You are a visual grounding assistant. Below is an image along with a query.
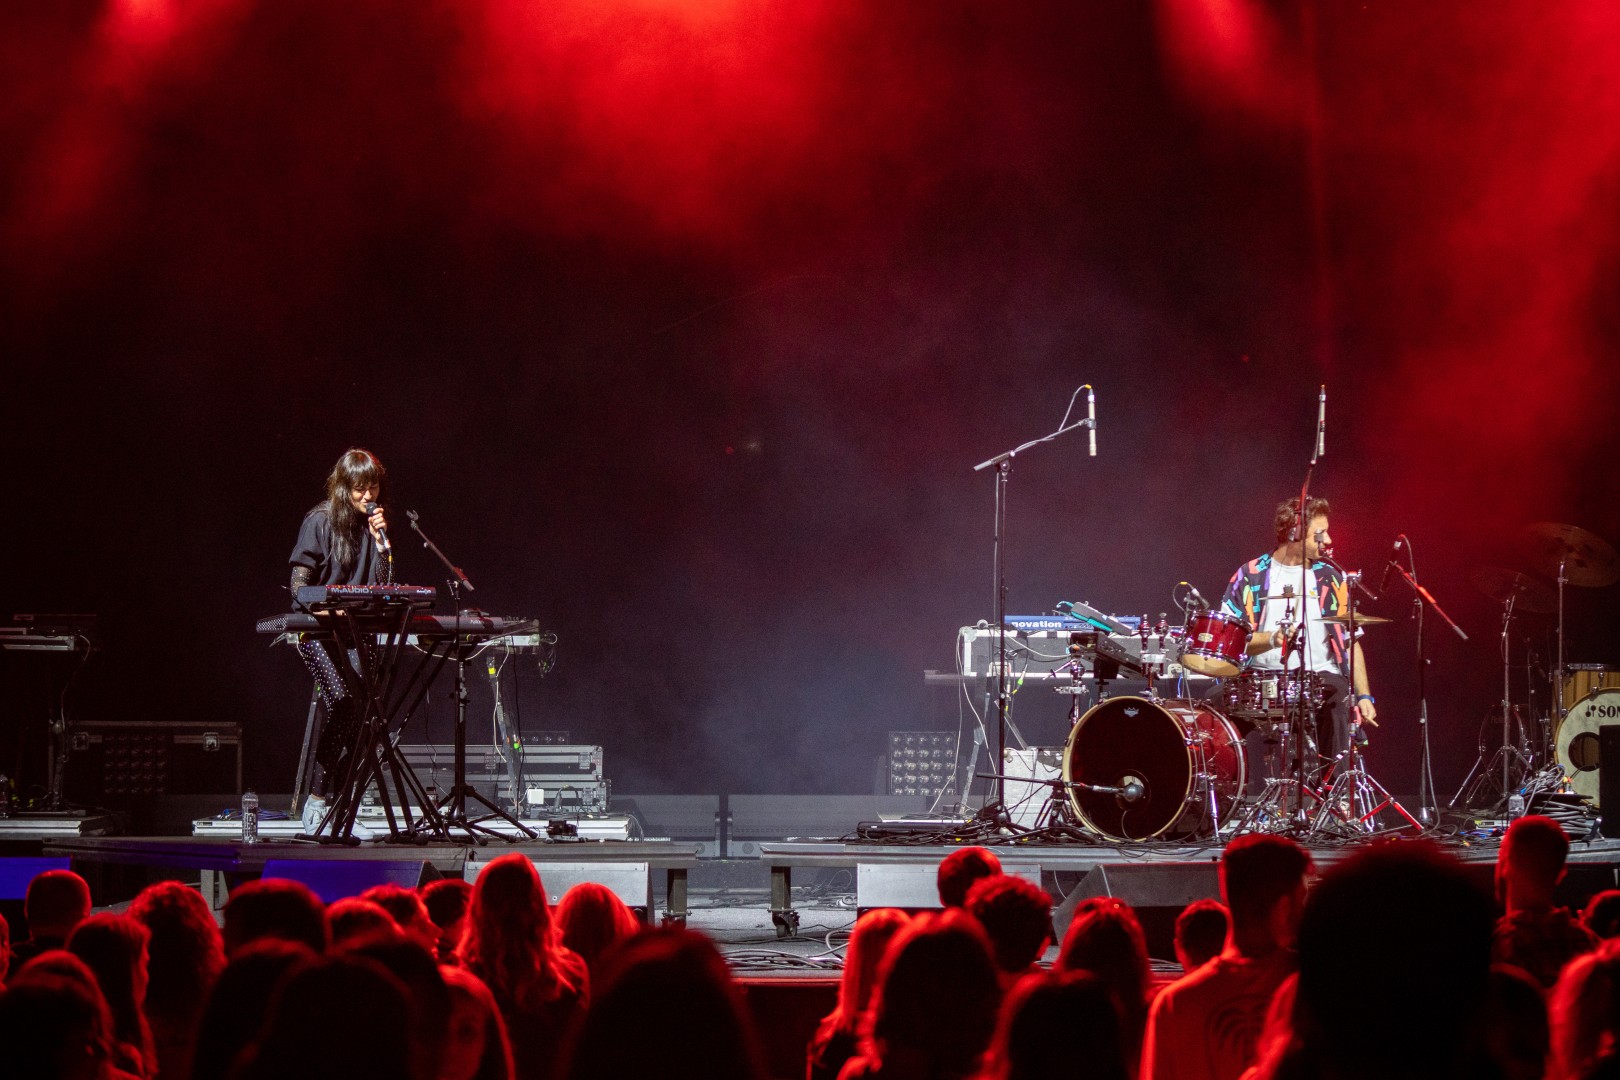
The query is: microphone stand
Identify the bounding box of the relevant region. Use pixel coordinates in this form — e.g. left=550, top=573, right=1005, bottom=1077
left=1284, top=447, right=1318, bottom=833
left=972, top=386, right=1096, bottom=817
left=1384, top=551, right=1465, bottom=826
left=406, top=512, right=536, bottom=842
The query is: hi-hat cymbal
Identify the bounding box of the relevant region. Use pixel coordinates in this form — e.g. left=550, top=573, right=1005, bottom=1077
left=1471, top=566, right=1557, bottom=613
left=1522, top=522, right=1620, bottom=587
left=1320, top=613, right=1394, bottom=626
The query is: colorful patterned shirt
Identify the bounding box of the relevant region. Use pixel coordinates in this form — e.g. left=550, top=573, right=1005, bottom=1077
left=1222, top=552, right=1350, bottom=676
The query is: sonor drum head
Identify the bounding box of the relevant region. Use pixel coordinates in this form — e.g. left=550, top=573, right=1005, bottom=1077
left=1556, top=689, right=1620, bottom=805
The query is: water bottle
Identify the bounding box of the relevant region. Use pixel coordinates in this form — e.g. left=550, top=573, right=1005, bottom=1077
left=1507, top=791, right=1526, bottom=821
left=241, top=789, right=260, bottom=844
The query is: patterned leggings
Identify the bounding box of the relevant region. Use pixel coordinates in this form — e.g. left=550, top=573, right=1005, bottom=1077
left=296, top=639, right=363, bottom=780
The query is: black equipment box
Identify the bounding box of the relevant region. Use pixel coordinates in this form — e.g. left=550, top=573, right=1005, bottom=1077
left=67, top=721, right=243, bottom=801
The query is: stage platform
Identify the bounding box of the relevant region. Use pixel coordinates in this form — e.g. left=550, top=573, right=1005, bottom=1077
left=5, top=791, right=1615, bottom=964
left=36, top=835, right=704, bottom=923
left=17, top=820, right=1620, bottom=937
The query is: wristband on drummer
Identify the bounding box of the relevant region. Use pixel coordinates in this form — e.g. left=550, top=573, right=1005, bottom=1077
left=1356, top=694, right=1375, bottom=704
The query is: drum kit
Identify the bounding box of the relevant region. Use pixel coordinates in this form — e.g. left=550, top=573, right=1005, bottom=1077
left=1453, top=522, right=1620, bottom=814
left=1031, top=581, right=1408, bottom=845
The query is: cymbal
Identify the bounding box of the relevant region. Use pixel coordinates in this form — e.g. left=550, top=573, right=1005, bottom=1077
left=1320, top=613, right=1394, bottom=626
left=1522, top=522, right=1620, bottom=587
left=1471, top=566, right=1557, bottom=613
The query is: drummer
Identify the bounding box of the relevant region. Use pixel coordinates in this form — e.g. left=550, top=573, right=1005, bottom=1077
left=1222, top=495, right=1378, bottom=771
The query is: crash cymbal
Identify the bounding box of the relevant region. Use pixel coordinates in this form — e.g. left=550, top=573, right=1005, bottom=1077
left=1522, top=523, right=1620, bottom=587
left=1320, top=613, right=1394, bottom=626
left=1471, top=566, right=1557, bottom=613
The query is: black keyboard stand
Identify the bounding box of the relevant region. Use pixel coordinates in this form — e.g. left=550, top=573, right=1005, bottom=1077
left=302, top=597, right=452, bottom=844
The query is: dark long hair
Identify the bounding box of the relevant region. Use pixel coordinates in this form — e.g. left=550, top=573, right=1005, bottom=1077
left=458, top=853, right=578, bottom=1011
left=316, top=448, right=385, bottom=575
left=67, top=913, right=157, bottom=1078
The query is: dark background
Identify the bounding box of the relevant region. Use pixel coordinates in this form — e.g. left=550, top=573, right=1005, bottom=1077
left=3, top=0, right=1617, bottom=804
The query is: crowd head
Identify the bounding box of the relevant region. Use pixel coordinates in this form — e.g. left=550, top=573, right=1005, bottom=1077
left=6, top=819, right=1620, bottom=1080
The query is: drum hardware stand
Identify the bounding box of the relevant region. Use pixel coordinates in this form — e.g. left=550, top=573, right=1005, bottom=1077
left=406, top=511, right=536, bottom=843
left=1138, top=613, right=1172, bottom=700
left=1450, top=589, right=1533, bottom=814
left=1276, top=389, right=1328, bottom=834
left=1277, top=584, right=1315, bottom=834
left=1525, top=638, right=1551, bottom=766
left=1309, top=548, right=1420, bottom=836
left=1236, top=767, right=1324, bottom=835
left=973, top=383, right=1096, bottom=811
left=1307, top=725, right=1423, bottom=836
left=1555, top=551, right=1568, bottom=728
left=975, top=769, right=1089, bottom=838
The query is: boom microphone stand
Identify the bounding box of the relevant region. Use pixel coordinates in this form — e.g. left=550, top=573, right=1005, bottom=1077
left=973, top=385, right=1097, bottom=813
left=407, top=511, right=536, bottom=841
left=1381, top=549, right=1468, bottom=820
left=1281, top=386, right=1326, bottom=832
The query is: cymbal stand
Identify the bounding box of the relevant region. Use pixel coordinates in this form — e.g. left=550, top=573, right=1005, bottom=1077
left=1449, top=593, right=1532, bottom=813
left=407, top=512, right=535, bottom=842
left=1310, top=718, right=1423, bottom=835
left=1555, top=553, right=1569, bottom=727
left=1307, top=581, right=1420, bottom=836
left=1525, top=636, right=1552, bottom=765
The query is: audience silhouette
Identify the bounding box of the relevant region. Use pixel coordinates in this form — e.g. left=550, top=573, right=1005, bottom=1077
left=9, top=823, right=1620, bottom=1080
left=964, top=874, right=1053, bottom=990
left=936, top=848, right=1003, bottom=909
left=10, top=869, right=93, bottom=974
left=553, top=882, right=642, bottom=985
left=562, top=927, right=765, bottom=1080
left=1495, top=815, right=1600, bottom=988
left=459, top=854, right=589, bottom=1080
left=1055, top=897, right=1153, bottom=1071
left=190, top=938, right=317, bottom=1080
left=839, top=908, right=1002, bottom=1080
left=1143, top=834, right=1309, bottom=1080
left=806, top=908, right=911, bottom=1080
left=128, top=880, right=225, bottom=1080
left=974, top=969, right=1128, bottom=1080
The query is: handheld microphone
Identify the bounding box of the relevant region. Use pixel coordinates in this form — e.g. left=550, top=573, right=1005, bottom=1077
left=1087, top=386, right=1096, bottom=457
left=1316, top=385, right=1326, bottom=458
left=364, top=501, right=390, bottom=552
left=1378, top=536, right=1404, bottom=594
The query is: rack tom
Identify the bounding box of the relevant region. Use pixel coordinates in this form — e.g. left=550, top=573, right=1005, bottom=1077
left=1179, top=609, right=1250, bottom=678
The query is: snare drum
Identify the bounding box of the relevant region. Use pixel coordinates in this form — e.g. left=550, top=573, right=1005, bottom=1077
left=1220, top=671, right=1327, bottom=723
left=1062, top=696, right=1246, bottom=842
left=1179, top=610, right=1251, bottom=678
